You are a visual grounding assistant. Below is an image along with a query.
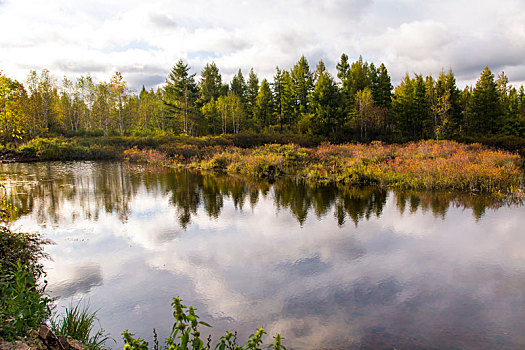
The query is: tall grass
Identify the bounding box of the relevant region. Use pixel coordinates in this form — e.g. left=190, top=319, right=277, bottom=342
left=50, top=301, right=113, bottom=350
left=124, top=140, right=523, bottom=195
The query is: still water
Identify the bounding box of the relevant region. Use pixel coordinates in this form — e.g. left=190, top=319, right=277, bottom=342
left=2, top=161, right=525, bottom=349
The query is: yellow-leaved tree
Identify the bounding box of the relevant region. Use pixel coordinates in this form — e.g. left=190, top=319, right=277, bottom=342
left=0, top=72, right=27, bottom=144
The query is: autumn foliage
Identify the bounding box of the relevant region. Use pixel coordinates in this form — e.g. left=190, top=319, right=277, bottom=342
left=123, top=140, right=523, bottom=195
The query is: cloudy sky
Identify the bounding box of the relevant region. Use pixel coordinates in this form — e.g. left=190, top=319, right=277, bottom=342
left=1, top=0, right=525, bottom=90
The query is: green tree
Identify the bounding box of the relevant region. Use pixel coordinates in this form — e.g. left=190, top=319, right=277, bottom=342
left=255, top=79, right=273, bottom=131
left=470, top=66, right=503, bottom=135
left=349, top=56, right=372, bottom=98
left=272, top=66, right=284, bottom=130
left=372, top=63, right=392, bottom=109
left=137, top=86, right=155, bottom=132
left=230, top=69, right=247, bottom=102
left=291, top=55, right=314, bottom=120
left=336, top=53, right=352, bottom=118
left=313, top=60, right=327, bottom=83
left=281, top=70, right=295, bottom=130
left=164, top=59, right=199, bottom=135
left=426, top=75, right=450, bottom=140
left=199, top=62, right=222, bottom=105
left=391, top=74, right=415, bottom=140
left=246, top=68, right=259, bottom=123
left=336, top=53, right=351, bottom=92
left=202, top=98, right=219, bottom=135
left=309, top=69, right=343, bottom=136
left=413, top=74, right=430, bottom=139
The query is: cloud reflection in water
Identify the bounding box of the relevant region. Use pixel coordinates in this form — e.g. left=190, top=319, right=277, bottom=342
left=1, top=161, right=524, bottom=349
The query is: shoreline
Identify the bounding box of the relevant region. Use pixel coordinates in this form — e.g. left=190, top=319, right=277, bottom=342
left=2, top=137, right=524, bottom=196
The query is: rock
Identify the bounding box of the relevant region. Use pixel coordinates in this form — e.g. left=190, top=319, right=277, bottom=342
left=0, top=326, right=86, bottom=350
left=65, top=338, right=85, bottom=350
left=0, top=340, right=32, bottom=350
left=38, top=326, right=55, bottom=343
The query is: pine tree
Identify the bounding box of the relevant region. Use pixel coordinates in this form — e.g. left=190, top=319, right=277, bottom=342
left=349, top=56, right=372, bottom=97
left=413, top=74, right=429, bottom=139
left=246, top=68, right=259, bottom=122
left=310, top=70, right=343, bottom=136
left=471, top=66, right=503, bottom=135
left=291, top=55, right=314, bottom=119
left=372, top=63, right=392, bottom=109
left=336, top=53, right=351, bottom=90
left=199, top=62, right=223, bottom=105
left=336, top=53, right=352, bottom=118
left=272, top=68, right=295, bottom=131
left=230, top=69, right=247, bottom=102
left=313, top=60, right=327, bottom=83
left=272, top=67, right=284, bottom=130
left=281, top=71, right=295, bottom=130
left=164, top=59, right=199, bottom=135
left=391, top=74, right=415, bottom=140
left=255, top=79, right=273, bottom=131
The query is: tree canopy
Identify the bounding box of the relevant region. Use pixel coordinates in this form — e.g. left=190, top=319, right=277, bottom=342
left=0, top=55, right=524, bottom=144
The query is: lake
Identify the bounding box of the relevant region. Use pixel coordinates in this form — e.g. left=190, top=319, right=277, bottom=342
left=2, top=161, right=525, bottom=349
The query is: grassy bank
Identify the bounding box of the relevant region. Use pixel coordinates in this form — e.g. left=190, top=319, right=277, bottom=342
left=4, top=135, right=524, bottom=195
left=123, top=140, right=523, bottom=195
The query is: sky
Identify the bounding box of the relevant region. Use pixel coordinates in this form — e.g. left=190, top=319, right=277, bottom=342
left=1, top=0, right=525, bottom=91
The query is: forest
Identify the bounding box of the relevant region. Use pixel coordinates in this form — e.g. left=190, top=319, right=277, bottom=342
left=1, top=54, right=524, bottom=145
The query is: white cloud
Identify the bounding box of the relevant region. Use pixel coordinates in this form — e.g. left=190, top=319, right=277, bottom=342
left=0, top=0, right=524, bottom=93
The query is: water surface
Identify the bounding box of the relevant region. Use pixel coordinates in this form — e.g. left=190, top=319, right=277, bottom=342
left=2, top=161, right=525, bottom=349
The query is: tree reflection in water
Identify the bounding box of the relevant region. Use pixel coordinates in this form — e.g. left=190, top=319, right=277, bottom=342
left=1, top=161, right=524, bottom=349
left=1, top=161, right=518, bottom=229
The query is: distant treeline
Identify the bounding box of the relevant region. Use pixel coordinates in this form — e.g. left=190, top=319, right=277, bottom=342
left=0, top=54, right=524, bottom=144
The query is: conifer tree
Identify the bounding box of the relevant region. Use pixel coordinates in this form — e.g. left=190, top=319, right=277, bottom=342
left=310, top=70, right=342, bottom=136
left=471, top=66, right=503, bottom=135
left=199, top=62, right=223, bottom=105
left=336, top=53, right=352, bottom=118
left=291, top=55, right=314, bottom=119
left=255, top=79, right=273, bottom=131
left=246, top=68, right=259, bottom=122
left=372, top=63, right=392, bottom=109
left=164, top=59, right=199, bottom=135
left=230, top=69, right=247, bottom=102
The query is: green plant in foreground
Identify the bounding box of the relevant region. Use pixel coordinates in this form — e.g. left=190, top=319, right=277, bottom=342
left=123, top=297, right=286, bottom=350
left=1, top=184, right=51, bottom=341
left=0, top=261, right=51, bottom=341
left=50, top=301, right=113, bottom=350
